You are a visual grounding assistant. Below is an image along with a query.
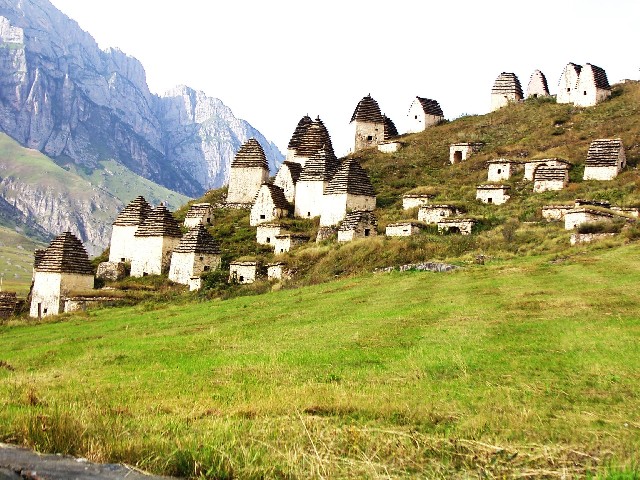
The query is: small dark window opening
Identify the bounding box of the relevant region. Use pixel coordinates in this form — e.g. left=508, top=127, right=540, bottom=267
left=364, top=228, right=370, bottom=237
left=497, top=168, right=502, bottom=174
left=260, top=214, right=265, bottom=219
left=307, top=212, right=311, bottom=217
left=454, top=151, right=463, bottom=163
left=414, top=115, right=418, bottom=120
left=121, top=258, right=125, bottom=262
left=567, top=88, right=571, bottom=92
left=487, top=198, right=493, bottom=204
left=367, top=135, right=373, bottom=141
left=266, top=237, right=271, bottom=243
left=533, top=94, right=538, bottom=98
left=583, top=91, right=587, bottom=95
left=43, top=308, right=48, bottom=314
left=206, top=217, right=211, bottom=224
left=239, top=275, right=244, bottom=282
left=143, top=272, right=148, bottom=277
left=199, top=256, right=204, bottom=261
left=449, top=226, right=461, bottom=234
left=280, top=249, right=285, bottom=253
left=203, top=265, right=210, bottom=271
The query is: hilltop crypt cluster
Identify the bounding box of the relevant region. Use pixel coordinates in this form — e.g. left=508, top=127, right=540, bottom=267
left=21, top=61, right=637, bottom=319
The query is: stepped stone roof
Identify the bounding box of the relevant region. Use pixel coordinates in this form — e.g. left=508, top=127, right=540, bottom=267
left=565, top=62, right=582, bottom=77
left=383, top=115, right=398, bottom=139
left=231, top=138, right=269, bottom=169
left=298, top=144, right=340, bottom=182
left=527, top=70, right=550, bottom=96
left=477, top=184, right=511, bottom=190
left=287, top=115, right=313, bottom=149
left=326, top=159, right=375, bottom=196
left=295, top=117, right=335, bottom=157
left=338, top=210, right=378, bottom=231
left=534, top=165, right=568, bottom=181
left=36, top=232, right=93, bottom=275
left=586, top=139, right=624, bottom=167
left=350, top=94, right=384, bottom=123
left=280, top=161, right=303, bottom=183
left=257, top=183, right=291, bottom=210
left=113, top=196, right=152, bottom=227
left=173, top=224, right=220, bottom=254
left=135, top=204, right=182, bottom=238
left=526, top=158, right=571, bottom=165
left=33, top=249, right=46, bottom=269
left=575, top=199, right=611, bottom=208
left=415, top=97, right=444, bottom=116
left=185, top=203, right=212, bottom=219
left=584, top=63, right=610, bottom=89
left=491, top=72, right=524, bottom=97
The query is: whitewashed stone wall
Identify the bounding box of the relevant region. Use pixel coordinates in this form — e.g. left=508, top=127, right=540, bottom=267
left=30, top=272, right=94, bottom=318
left=542, top=205, right=573, bottom=221
left=575, top=69, right=611, bottom=107
left=406, top=100, right=442, bottom=133
left=169, top=251, right=221, bottom=286
left=250, top=186, right=289, bottom=226
left=184, top=205, right=214, bottom=228
left=229, top=263, right=259, bottom=284
left=338, top=224, right=376, bottom=243
left=354, top=121, right=384, bottom=151
left=437, top=219, right=475, bottom=235
left=267, top=263, right=285, bottom=280
left=533, top=170, right=569, bottom=193
left=108, top=225, right=138, bottom=263
left=386, top=223, right=422, bottom=237
left=491, top=92, right=520, bottom=112
left=274, top=235, right=308, bottom=254
left=487, top=162, right=516, bottom=182
left=227, top=167, right=270, bottom=204
left=294, top=181, right=326, bottom=218
left=320, top=194, right=376, bottom=227
left=256, top=224, right=283, bottom=245
left=476, top=187, right=510, bottom=205
left=274, top=166, right=297, bottom=203
left=403, top=195, right=433, bottom=210
left=378, top=142, right=401, bottom=153
left=584, top=160, right=624, bottom=181
left=130, top=236, right=181, bottom=277
left=557, top=65, right=581, bottom=104
left=570, top=232, right=616, bottom=245
left=524, top=159, right=568, bottom=181
left=564, top=209, right=612, bottom=230
left=418, top=205, right=458, bottom=224
left=449, top=144, right=481, bottom=164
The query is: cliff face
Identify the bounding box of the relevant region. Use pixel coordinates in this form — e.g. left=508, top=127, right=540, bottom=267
left=0, top=0, right=283, bottom=198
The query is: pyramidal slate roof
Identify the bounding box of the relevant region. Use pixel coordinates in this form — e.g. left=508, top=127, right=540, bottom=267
left=231, top=138, right=269, bottom=169
left=287, top=115, right=313, bottom=150
left=586, top=139, right=624, bottom=167
left=257, top=183, right=291, bottom=210
left=280, top=161, right=303, bottom=183
left=295, top=117, right=335, bottom=158
left=135, top=204, right=182, bottom=238
left=350, top=94, right=384, bottom=123
left=36, top=232, right=93, bottom=275
left=174, top=224, right=220, bottom=254
left=415, top=97, right=444, bottom=116
left=534, top=165, right=568, bottom=181
left=326, top=159, right=375, bottom=196
left=338, top=210, right=378, bottom=231
left=383, top=115, right=398, bottom=139
left=185, top=203, right=212, bottom=219
left=113, top=196, right=152, bottom=226
left=492, top=72, right=524, bottom=97
left=584, top=63, right=610, bottom=89
left=298, top=144, right=340, bottom=182
left=527, top=70, right=549, bottom=96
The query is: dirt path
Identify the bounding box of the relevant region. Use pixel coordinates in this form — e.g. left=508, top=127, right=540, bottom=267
left=0, top=443, right=177, bottom=479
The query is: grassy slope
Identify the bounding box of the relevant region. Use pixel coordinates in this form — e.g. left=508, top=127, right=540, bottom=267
left=0, top=225, right=44, bottom=293
left=1, top=243, right=639, bottom=478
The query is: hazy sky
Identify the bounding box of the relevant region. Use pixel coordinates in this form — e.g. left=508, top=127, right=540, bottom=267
left=49, top=0, right=640, bottom=157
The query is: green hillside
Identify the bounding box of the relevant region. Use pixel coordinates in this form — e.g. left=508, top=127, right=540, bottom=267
left=0, top=225, right=44, bottom=293
left=1, top=244, right=639, bottom=478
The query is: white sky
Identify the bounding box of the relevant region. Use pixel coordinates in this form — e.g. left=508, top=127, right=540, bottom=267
left=49, top=0, right=640, bottom=157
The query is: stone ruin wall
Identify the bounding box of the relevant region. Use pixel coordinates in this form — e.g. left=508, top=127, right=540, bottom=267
left=229, top=264, right=259, bottom=284
left=169, top=252, right=221, bottom=286
left=542, top=206, right=573, bottom=221
left=354, top=121, right=384, bottom=151
left=437, top=220, right=475, bottom=235
left=476, top=188, right=510, bottom=205
left=564, top=210, right=612, bottom=230
left=386, top=223, right=421, bottom=237
left=256, top=225, right=283, bottom=245
left=402, top=196, right=432, bottom=210
left=418, top=206, right=458, bottom=224
left=130, top=236, right=181, bottom=277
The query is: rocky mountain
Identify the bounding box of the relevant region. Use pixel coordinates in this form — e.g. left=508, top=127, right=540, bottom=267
left=0, top=0, right=283, bottom=198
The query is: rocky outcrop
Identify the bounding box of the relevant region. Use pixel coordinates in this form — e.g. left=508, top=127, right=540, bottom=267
left=0, top=0, right=283, bottom=197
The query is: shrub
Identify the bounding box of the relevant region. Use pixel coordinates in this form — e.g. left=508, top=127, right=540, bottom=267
left=577, top=221, right=622, bottom=234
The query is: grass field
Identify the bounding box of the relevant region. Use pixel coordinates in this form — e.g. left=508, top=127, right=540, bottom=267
left=1, top=243, right=640, bottom=478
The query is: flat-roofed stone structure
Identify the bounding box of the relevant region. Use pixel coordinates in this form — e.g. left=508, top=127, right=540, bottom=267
left=542, top=205, right=574, bottom=221
left=350, top=95, right=397, bottom=152
left=30, top=232, right=94, bottom=318
left=250, top=183, right=291, bottom=226
left=256, top=223, right=283, bottom=245
left=527, top=69, right=550, bottom=98
left=557, top=62, right=582, bottom=104
left=450, top=142, right=483, bottom=164
left=407, top=97, right=444, bottom=133
left=575, top=63, right=611, bottom=107
left=337, top=210, right=378, bottom=242
left=130, top=204, right=182, bottom=277
left=274, top=161, right=302, bottom=203
left=226, top=138, right=270, bottom=205
left=403, top=193, right=434, bottom=210
left=524, top=158, right=571, bottom=181
left=184, top=203, right=214, bottom=228
left=570, top=232, right=616, bottom=246
left=533, top=164, right=569, bottom=192
left=267, top=262, right=287, bottom=281
left=229, top=261, right=262, bottom=284
left=476, top=185, right=511, bottom=205
left=320, top=159, right=376, bottom=227
left=168, top=224, right=221, bottom=288
left=385, top=222, right=423, bottom=237
left=274, top=233, right=310, bottom=254
left=437, top=218, right=476, bottom=235
left=584, top=138, right=626, bottom=180
left=564, top=208, right=614, bottom=230
left=378, top=141, right=401, bottom=153
left=286, top=115, right=313, bottom=163
left=418, top=204, right=463, bottom=224
left=611, top=206, right=640, bottom=218
left=108, top=196, right=152, bottom=263
left=491, top=72, right=523, bottom=112
left=294, top=144, right=339, bottom=219
left=487, top=159, right=521, bottom=182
